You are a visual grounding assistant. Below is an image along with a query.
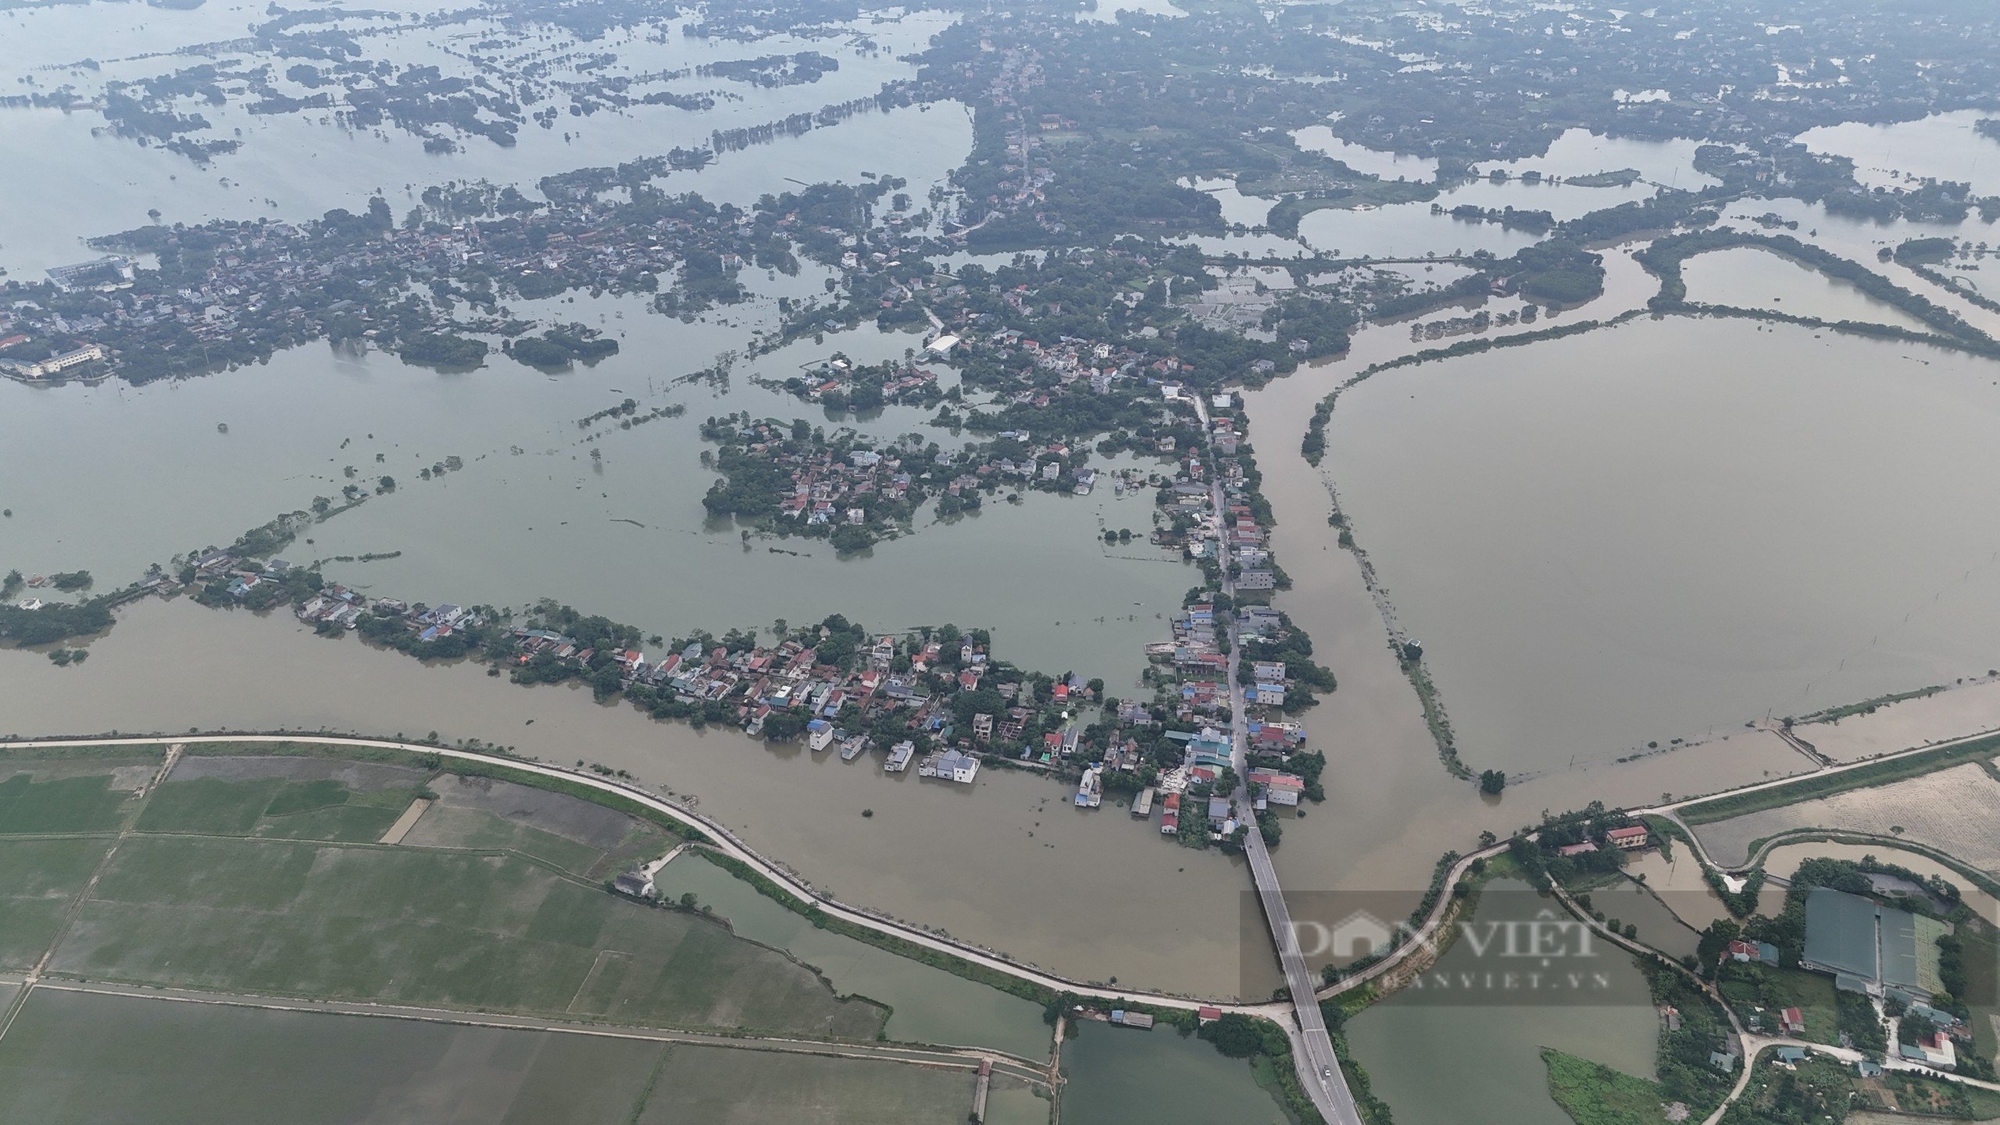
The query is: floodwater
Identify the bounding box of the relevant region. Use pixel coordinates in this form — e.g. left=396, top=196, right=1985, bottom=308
left=0, top=290, right=1186, bottom=691
left=650, top=852, right=1053, bottom=1058
left=1591, top=877, right=1700, bottom=961
left=1475, top=129, right=1720, bottom=191
left=1344, top=880, right=1660, bottom=1125
left=1798, top=110, right=2000, bottom=201
left=1710, top=196, right=2000, bottom=341
left=0, top=597, right=1259, bottom=997
left=1292, top=125, right=1441, bottom=182
left=1679, top=246, right=1938, bottom=332
left=1624, top=849, right=1734, bottom=935
left=1322, top=316, right=2000, bottom=772
left=0, top=0, right=963, bottom=275
left=1286, top=126, right=1710, bottom=260
left=1755, top=840, right=2000, bottom=925
left=1057, top=1019, right=1288, bottom=1125
left=1236, top=280, right=1811, bottom=926
left=1792, top=675, right=2000, bottom=762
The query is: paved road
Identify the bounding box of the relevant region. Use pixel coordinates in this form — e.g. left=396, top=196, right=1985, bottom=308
left=0, top=734, right=1288, bottom=1019
left=1193, top=390, right=1363, bottom=1125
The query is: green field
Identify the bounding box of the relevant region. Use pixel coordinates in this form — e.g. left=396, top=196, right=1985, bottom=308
left=51, top=835, right=883, bottom=1038
left=0, top=772, right=134, bottom=834
left=635, top=1043, right=975, bottom=1124
left=0, top=988, right=668, bottom=1125
left=138, top=775, right=417, bottom=843
left=0, top=742, right=1061, bottom=1121
left=0, top=988, right=981, bottom=1125
left=0, top=837, right=112, bottom=969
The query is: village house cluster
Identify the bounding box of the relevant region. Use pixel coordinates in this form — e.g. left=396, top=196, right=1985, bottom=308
left=0, top=169, right=914, bottom=384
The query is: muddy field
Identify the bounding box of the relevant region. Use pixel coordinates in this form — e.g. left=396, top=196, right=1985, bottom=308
left=1693, top=762, right=2000, bottom=869
left=169, top=753, right=430, bottom=792
left=420, top=774, right=640, bottom=851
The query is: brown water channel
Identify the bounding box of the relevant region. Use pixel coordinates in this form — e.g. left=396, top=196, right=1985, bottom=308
left=0, top=597, right=1259, bottom=996
left=1318, top=315, right=2000, bottom=773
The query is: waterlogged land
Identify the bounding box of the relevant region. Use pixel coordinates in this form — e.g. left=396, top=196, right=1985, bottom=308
left=16, top=2, right=2000, bottom=1122
left=0, top=601, right=1264, bottom=996
left=1058, top=1019, right=1291, bottom=1125
left=1321, top=315, right=2000, bottom=774
left=0, top=738, right=1353, bottom=1124
left=1344, top=880, right=1661, bottom=1125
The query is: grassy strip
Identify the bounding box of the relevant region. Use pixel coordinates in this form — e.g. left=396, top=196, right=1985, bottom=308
left=1680, top=301, right=1988, bottom=353
left=1541, top=1048, right=1672, bottom=1125
left=180, top=740, right=704, bottom=844
left=697, top=848, right=1059, bottom=1008
left=187, top=738, right=434, bottom=765
left=1301, top=312, right=1638, bottom=465
left=1678, top=731, right=2000, bottom=825
left=1737, top=828, right=2000, bottom=903
left=438, top=758, right=700, bottom=843
left=1400, top=653, right=1467, bottom=779
left=1911, top=262, right=2000, bottom=316
left=624, top=1045, right=674, bottom=1125
left=1636, top=229, right=1998, bottom=348
left=0, top=743, right=165, bottom=763
left=1251, top=1047, right=1328, bottom=1125
left=1794, top=683, right=1945, bottom=725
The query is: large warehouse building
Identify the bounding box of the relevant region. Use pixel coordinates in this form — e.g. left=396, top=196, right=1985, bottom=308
left=1799, top=886, right=1946, bottom=998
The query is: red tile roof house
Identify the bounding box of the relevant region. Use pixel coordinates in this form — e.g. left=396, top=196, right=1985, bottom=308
left=1606, top=825, right=1651, bottom=850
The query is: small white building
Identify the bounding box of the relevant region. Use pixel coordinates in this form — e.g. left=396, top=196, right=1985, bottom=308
left=919, top=749, right=980, bottom=784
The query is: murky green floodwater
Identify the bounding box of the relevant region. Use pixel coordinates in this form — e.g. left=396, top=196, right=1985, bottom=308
left=1058, top=1019, right=1287, bottom=1125
left=652, top=852, right=1052, bottom=1058
left=1345, top=879, right=1659, bottom=1125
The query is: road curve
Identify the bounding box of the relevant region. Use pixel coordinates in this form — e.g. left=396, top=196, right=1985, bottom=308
left=0, top=733, right=1289, bottom=1020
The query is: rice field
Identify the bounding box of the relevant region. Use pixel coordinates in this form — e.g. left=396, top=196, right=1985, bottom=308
left=0, top=988, right=986, bottom=1125
left=635, top=1044, right=978, bottom=1124
left=0, top=837, right=113, bottom=969
left=0, top=742, right=1058, bottom=1122
left=0, top=988, right=663, bottom=1125
left=1692, top=762, right=2000, bottom=869
left=51, top=835, right=885, bottom=1038
left=0, top=770, right=139, bottom=834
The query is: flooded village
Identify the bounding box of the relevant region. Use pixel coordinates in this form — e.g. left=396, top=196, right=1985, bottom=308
left=147, top=378, right=1327, bottom=848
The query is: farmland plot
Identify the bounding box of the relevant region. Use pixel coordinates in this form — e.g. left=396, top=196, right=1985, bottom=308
left=1693, top=763, right=2000, bottom=869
